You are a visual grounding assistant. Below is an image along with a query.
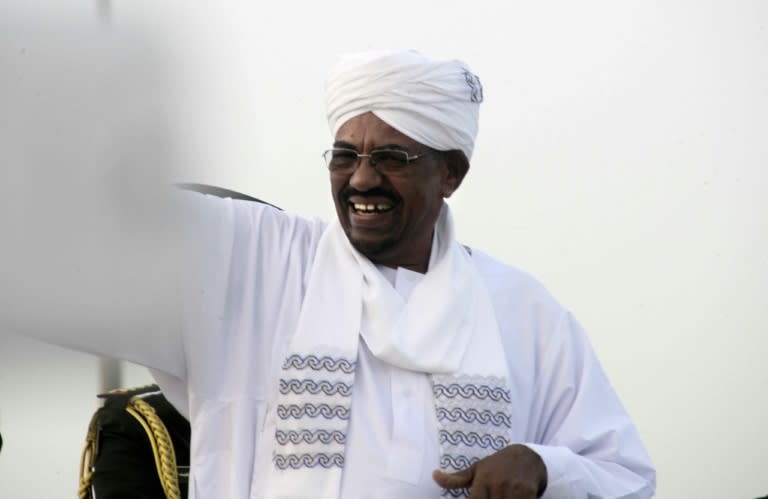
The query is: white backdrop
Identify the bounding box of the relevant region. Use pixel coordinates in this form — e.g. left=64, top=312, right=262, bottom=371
left=1, top=1, right=766, bottom=498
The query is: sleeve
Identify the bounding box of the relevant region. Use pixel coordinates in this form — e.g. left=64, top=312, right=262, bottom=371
left=0, top=187, right=321, bottom=385
left=522, top=311, right=656, bottom=499
left=175, top=190, right=325, bottom=399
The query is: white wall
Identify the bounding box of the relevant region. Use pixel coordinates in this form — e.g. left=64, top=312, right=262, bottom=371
left=1, top=1, right=766, bottom=498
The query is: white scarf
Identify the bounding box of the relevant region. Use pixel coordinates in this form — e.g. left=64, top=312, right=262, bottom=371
left=264, top=205, right=512, bottom=498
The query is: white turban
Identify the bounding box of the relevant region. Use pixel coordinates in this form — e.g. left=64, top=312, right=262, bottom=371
left=325, top=49, right=483, bottom=160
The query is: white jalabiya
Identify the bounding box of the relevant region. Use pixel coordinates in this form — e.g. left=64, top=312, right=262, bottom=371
left=29, top=191, right=656, bottom=498
left=264, top=205, right=511, bottom=498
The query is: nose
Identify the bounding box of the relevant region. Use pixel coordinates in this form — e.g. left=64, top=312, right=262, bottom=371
left=348, top=156, right=383, bottom=191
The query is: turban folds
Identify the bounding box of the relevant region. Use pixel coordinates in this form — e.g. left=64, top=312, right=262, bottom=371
left=325, top=50, right=483, bottom=161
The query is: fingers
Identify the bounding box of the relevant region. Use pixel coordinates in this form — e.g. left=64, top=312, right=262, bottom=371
left=432, top=465, right=474, bottom=489
left=434, top=447, right=544, bottom=498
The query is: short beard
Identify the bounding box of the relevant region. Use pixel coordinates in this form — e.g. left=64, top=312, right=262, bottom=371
left=344, top=230, right=399, bottom=262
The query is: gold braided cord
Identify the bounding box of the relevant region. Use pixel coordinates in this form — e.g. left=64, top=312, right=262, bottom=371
left=126, top=397, right=182, bottom=499
left=78, top=408, right=102, bottom=499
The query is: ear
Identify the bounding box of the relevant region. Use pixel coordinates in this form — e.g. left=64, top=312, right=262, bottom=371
left=441, top=150, right=470, bottom=198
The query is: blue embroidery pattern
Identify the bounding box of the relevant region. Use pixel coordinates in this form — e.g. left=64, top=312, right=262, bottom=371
left=274, top=353, right=356, bottom=470
left=463, top=69, right=484, bottom=103
left=275, top=429, right=346, bottom=445
left=444, top=488, right=471, bottom=498
left=436, top=407, right=511, bottom=427
left=282, top=354, right=355, bottom=374
left=432, top=383, right=511, bottom=402
left=440, top=453, right=480, bottom=470
left=432, top=375, right=513, bottom=498
left=276, top=403, right=350, bottom=420
left=273, top=453, right=345, bottom=469
left=279, top=378, right=352, bottom=397
left=439, top=430, right=508, bottom=450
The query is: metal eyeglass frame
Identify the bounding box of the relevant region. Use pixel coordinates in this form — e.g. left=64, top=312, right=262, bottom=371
left=322, top=147, right=428, bottom=172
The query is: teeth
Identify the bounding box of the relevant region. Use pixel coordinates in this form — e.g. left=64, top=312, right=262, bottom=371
left=352, top=202, right=392, bottom=213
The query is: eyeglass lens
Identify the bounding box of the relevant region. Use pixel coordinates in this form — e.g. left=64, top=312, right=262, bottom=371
left=325, top=149, right=410, bottom=172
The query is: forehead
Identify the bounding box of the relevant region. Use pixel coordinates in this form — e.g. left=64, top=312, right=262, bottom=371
left=335, top=112, right=424, bottom=150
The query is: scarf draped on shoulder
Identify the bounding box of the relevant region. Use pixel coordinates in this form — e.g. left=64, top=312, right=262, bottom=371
left=264, top=204, right=512, bottom=499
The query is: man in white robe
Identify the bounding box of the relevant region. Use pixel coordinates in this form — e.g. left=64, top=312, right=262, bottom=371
left=167, top=50, right=656, bottom=498
left=5, top=49, right=656, bottom=498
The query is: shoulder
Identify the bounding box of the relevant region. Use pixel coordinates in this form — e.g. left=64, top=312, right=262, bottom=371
left=467, top=247, right=582, bottom=360
left=469, top=247, right=565, bottom=318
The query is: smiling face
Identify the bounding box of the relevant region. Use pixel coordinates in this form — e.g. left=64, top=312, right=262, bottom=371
left=330, top=112, right=466, bottom=272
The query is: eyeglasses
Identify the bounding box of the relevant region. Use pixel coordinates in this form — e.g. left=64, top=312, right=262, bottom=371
left=322, top=147, right=429, bottom=174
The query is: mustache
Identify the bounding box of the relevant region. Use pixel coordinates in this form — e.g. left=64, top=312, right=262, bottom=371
left=340, top=187, right=400, bottom=204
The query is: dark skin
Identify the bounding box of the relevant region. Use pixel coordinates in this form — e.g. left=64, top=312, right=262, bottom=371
left=330, top=113, right=549, bottom=497
left=433, top=445, right=548, bottom=498
left=331, top=113, right=467, bottom=273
